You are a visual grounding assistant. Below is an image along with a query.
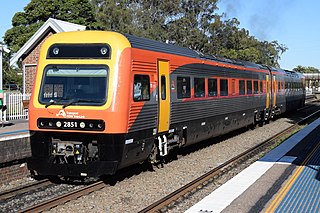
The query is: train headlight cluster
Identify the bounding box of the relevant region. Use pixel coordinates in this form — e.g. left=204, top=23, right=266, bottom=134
left=37, top=118, right=105, bottom=131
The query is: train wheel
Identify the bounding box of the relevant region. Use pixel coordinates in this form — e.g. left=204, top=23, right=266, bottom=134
left=249, top=122, right=256, bottom=130
left=148, top=144, right=158, bottom=164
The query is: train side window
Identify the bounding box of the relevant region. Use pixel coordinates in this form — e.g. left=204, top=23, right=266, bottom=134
left=208, top=78, right=217, bottom=97
left=246, top=80, right=252, bottom=94
left=239, top=80, right=245, bottom=95
left=194, top=78, right=205, bottom=98
left=161, top=75, right=166, bottom=100
left=260, top=81, right=263, bottom=94
left=177, top=76, right=191, bottom=99
left=133, top=74, right=150, bottom=101
left=220, top=79, right=228, bottom=96
left=254, top=81, right=259, bottom=94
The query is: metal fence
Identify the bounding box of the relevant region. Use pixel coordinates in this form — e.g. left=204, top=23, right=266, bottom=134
left=0, top=92, right=31, bottom=121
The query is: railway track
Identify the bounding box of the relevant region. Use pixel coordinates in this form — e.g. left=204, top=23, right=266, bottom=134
left=19, top=181, right=106, bottom=213
left=0, top=179, right=52, bottom=201
left=10, top=103, right=320, bottom=212
left=138, top=108, right=320, bottom=212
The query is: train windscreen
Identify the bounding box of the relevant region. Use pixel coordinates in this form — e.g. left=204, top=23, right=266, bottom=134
left=39, top=65, right=108, bottom=107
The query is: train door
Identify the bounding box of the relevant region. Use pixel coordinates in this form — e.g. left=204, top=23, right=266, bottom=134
left=272, top=76, right=277, bottom=107
left=266, top=74, right=271, bottom=109
left=157, top=60, right=170, bottom=133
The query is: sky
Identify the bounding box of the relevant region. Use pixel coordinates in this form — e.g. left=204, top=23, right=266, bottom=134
left=0, top=0, right=320, bottom=70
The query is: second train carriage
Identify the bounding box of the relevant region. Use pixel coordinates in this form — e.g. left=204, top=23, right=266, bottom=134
left=27, top=31, right=305, bottom=177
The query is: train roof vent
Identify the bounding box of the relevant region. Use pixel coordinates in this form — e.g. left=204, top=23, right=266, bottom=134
left=123, top=34, right=199, bottom=58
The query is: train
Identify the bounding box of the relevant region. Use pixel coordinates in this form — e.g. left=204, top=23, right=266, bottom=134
left=27, top=31, right=305, bottom=178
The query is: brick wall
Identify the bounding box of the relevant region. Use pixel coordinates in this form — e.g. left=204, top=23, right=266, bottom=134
left=22, top=31, right=54, bottom=94
left=0, top=164, right=30, bottom=185
left=0, top=137, right=31, bottom=185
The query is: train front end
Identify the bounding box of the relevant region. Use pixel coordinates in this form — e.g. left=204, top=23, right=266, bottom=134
left=27, top=31, right=132, bottom=178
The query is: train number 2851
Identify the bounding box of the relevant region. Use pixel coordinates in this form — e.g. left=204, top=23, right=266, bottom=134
left=63, top=121, right=78, bottom=128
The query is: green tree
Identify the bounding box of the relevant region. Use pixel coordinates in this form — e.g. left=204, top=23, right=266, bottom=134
left=93, top=0, right=137, bottom=34
left=4, top=0, right=99, bottom=52
left=0, top=43, right=22, bottom=87
left=293, top=65, right=319, bottom=73
left=166, top=0, right=219, bottom=52
left=206, top=17, right=287, bottom=67
left=93, top=0, right=219, bottom=52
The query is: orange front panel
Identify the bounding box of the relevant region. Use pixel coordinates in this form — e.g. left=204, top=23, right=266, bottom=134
left=29, top=35, right=133, bottom=134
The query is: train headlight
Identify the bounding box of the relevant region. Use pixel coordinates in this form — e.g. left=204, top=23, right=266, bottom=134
left=56, top=121, right=62, bottom=127
left=97, top=123, right=103, bottom=129
left=80, top=122, right=85, bottom=128
left=40, top=121, right=45, bottom=127
left=53, top=47, right=59, bottom=55
left=100, top=47, right=108, bottom=55
left=89, top=123, right=94, bottom=128
left=48, top=122, right=53, bottom=127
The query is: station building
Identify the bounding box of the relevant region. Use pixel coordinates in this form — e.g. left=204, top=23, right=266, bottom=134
left=9, top=18, right=86, bottom=95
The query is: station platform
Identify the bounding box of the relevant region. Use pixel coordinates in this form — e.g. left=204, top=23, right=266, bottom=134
left=0, top=119, right=29, bottom=141
left=186, top=118, right=320, bottom=213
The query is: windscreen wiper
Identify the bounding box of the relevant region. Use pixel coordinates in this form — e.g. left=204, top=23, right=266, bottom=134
left=45, top=97, right=70, bottom=108
left=62, top=99, right=101, bottom=109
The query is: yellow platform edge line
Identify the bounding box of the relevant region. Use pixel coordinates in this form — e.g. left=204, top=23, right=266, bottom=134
left=265, top=141, right=320, bottom=213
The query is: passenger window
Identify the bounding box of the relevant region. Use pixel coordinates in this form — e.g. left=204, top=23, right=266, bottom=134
left=254, top=81, right=258, bottom=94
left=220, top=79, right=228, bottom=96
left=208, top=78, right=217, bottom=97
left=260, top=81, right=263, bottom=94
left=239, top=80, right=245, bottom=95
left=161, top=75, right=166, bottom=100
left=177, top=76, right=191, bottom=99
left=133, top=74, right=150, bottom=101
left=194, top=78, right=205, bottom=98
left=247, top=80, right=252, bottom=94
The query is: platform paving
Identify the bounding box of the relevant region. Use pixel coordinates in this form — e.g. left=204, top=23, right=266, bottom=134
left=0, top=119, right=29, bottom=141
left=186, top=117, right=320, bottom=213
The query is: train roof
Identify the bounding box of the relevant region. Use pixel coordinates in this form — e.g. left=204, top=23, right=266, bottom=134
left=123, top=33, right=269, bottom=70
left=268, top=67, right=303, bottom=78
left=124, top=34, right=199, bottom=58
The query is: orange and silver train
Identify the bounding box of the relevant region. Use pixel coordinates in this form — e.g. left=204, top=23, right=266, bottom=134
left=28, top=31, right=305, bottom=177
